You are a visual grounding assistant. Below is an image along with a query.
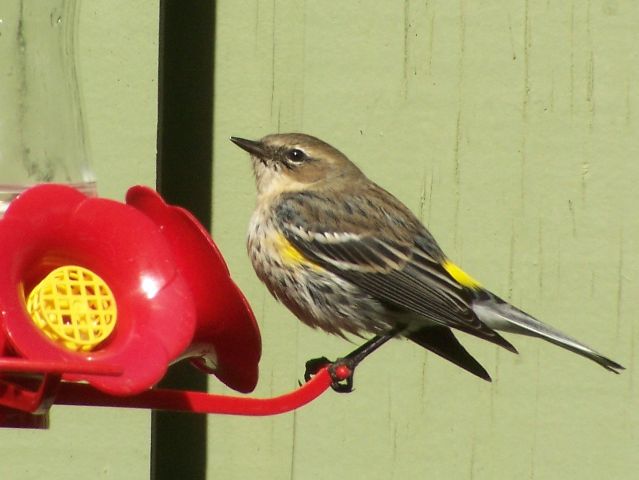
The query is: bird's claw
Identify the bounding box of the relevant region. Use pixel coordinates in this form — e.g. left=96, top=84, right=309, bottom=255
left=303, top=356, right=332, bottom=383
left=303, top=356, right=356, bottom=393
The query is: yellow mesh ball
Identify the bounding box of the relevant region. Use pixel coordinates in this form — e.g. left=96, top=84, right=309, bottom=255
left=26, top=265, right=117, bottom=352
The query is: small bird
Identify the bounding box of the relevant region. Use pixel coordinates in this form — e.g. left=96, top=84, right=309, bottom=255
left=231, top=133, right=623, bottom=388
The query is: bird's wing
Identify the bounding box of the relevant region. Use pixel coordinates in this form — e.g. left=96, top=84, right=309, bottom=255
left=276, top=190, right=516, bottom=352
left=407, top=326, right=492, bottom=381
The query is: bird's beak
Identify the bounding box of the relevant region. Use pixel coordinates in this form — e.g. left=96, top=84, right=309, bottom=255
left=230, top=137, right=267, bottom=158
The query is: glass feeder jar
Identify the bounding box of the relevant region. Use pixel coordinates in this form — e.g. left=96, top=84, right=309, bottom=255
left=0, top=0, right=95, bottom=216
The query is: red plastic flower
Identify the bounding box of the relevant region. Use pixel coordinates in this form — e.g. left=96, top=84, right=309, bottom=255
left=0, top=185, right=260, bottom=395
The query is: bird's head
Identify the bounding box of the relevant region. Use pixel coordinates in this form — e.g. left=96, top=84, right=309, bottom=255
left=231, top=133, right=364, bottom=198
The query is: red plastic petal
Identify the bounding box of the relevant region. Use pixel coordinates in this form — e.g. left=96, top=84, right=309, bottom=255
left=126, top=186, right=261, bottom=393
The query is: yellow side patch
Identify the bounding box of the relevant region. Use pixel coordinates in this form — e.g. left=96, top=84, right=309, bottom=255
left=443, top=259, right=481, bottom=289
left=274, top=233, right=323, bottom=271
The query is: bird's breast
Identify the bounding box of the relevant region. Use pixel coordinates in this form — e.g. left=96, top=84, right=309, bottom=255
left=246, top=205, right=389, bottom=335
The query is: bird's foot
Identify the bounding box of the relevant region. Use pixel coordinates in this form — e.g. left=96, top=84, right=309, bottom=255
left=303, top=356, right=356, bottom=393
left=328, top=358, right=355, bottom=393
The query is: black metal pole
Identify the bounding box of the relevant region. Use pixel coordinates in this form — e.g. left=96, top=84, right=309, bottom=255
left=152, top=2, right=215, bottom=479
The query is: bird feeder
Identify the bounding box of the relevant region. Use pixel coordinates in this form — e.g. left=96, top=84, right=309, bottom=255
left=0, top=185, right=340, bottom=428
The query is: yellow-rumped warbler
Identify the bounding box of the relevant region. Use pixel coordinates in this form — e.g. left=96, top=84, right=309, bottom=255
left=231, top=133, right=623, bottom=387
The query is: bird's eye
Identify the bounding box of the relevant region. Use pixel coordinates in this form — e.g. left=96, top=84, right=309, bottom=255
left=285, top=149, right=307, bottom=163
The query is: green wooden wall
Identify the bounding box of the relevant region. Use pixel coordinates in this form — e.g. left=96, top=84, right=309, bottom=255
left=211, top=1, right=638, bottom=479
left=2, top=1, right=638, bottom=479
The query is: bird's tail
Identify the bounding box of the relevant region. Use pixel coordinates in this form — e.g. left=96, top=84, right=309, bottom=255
left=472, top=293, right=624, bottom=373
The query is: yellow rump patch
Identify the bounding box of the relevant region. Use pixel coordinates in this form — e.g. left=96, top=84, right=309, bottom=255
left=442, top=260, right=481, bottom=289
left=274, top=233, right=323, bottom=271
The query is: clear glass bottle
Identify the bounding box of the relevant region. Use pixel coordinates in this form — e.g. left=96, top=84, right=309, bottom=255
left=0, top=0, right=95, bottom=216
